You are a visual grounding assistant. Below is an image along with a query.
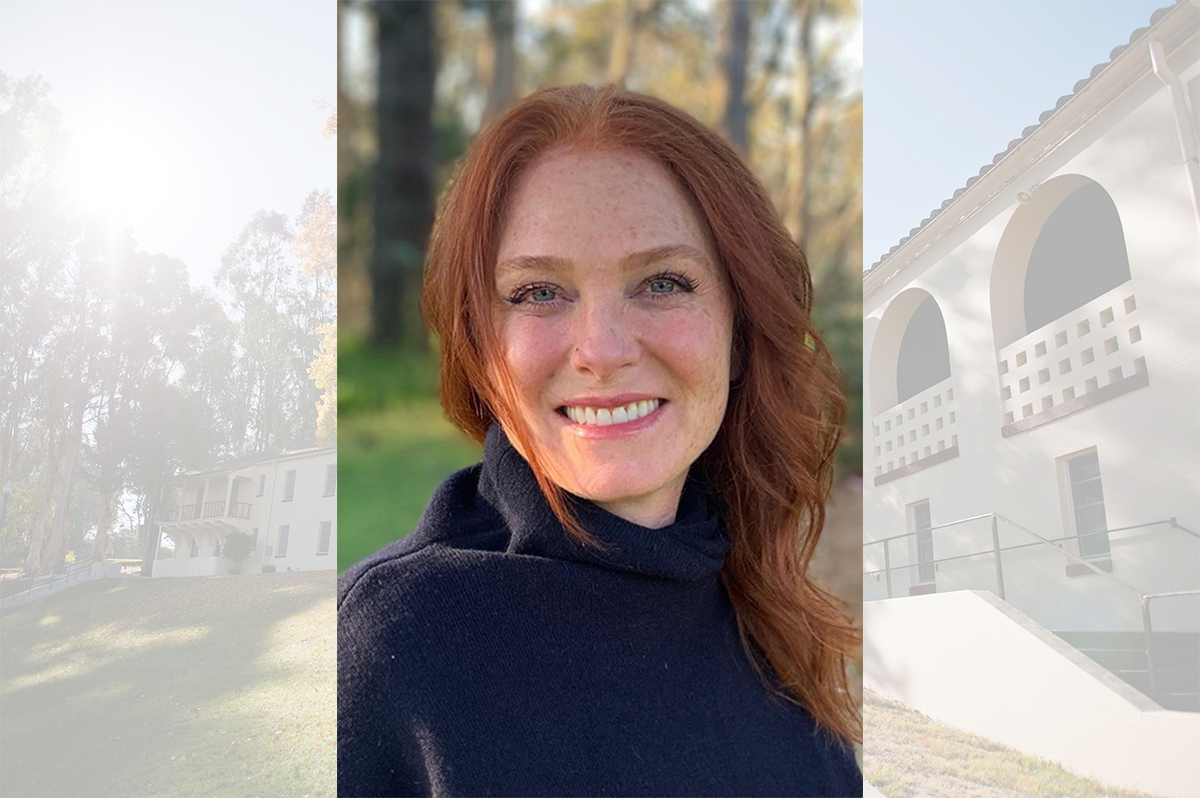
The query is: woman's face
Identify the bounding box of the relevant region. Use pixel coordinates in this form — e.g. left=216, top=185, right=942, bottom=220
left=493, top=148, right=734, bottom=528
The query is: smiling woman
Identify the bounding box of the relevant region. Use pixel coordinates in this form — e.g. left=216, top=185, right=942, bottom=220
left=338, top=84, right=861, bottom=797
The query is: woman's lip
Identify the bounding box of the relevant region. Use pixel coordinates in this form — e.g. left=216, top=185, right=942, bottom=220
left=557, top=393, right=663, bottom=410
left=557, top=400, right=667, bottom=438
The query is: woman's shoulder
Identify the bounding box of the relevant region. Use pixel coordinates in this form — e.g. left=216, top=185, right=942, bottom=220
left=337, top=461, right=506, bottom=619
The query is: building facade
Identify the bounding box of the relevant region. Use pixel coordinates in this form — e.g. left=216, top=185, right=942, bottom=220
left=863, top=1, right=1199, bottom=644
left=154, top=447, right=337, bottom=577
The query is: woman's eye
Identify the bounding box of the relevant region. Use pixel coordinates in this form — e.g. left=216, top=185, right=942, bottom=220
left=508, top=283, right=561, bottom=305
left=648, top=279, right=679, bottom=294
left=644, top=272, right=696, bottom=296
left=529, top=287, right=557, bottom=302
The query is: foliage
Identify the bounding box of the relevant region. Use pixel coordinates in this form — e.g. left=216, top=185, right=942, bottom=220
left=222, top=531, right=254, bottom=566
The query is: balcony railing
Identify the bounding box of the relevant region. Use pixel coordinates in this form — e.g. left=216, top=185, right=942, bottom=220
left=997, top=282, right=1147, bottom=436
left=871, top=376, right=959, bottom=483
left=162, top=501, right=252, bottom=523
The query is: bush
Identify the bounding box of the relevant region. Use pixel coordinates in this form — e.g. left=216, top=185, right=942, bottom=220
left=222, top=532, right=254, bottom=570
left=261, top=564, right=276, bottom=574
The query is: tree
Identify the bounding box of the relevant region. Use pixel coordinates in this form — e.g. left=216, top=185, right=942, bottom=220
left=371, top=0, right=436, bottom=349
left=222, top=530, right=254, bottom=574
left=294, top=190, right=338, bottom=445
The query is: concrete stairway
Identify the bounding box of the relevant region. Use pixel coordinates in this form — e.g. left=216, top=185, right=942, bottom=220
left=1053, top=631, right=1200, bottom=712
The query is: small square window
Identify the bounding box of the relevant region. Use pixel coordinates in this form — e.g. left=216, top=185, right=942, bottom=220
left=933, top=395, right=942, bottom=408
left=946, top=388, right=953, bottom=401
left=874, top=445, right=881, bottom=457
left=872, top=425, right=879, bottom=437
left=998, top=360, right=1009, bottom=376
left=1085, top=377, right=1099, bottom=394
left=1063, top=386, right=1076, bottom=401
left=923, top=446, right=931, bottom=457
left=1128, top=325, right=1141, bottom=344
left=920, top=402, right=928, bottom=414
left=885, top=441, right=893, bottom=452
left=1108, top=366, right=1123, bottom=384
left=1003, top=411, right=1015, bottom=425
left=909, top=430, right=917, bottom=443
left=1080, top=348, right=1095, bottom=366
left=898, top=455, right=906, bottom=466
left=895, top=414, right=903, bottom=426
left=937, top=440, right=946, bottom=452
left=1077, top=320, right=1091, bottom=337
left=1037, top=368, right=1050, bottom=384
left=1019, top=377, right=1030, bottom=393
left=1099, top=307, right=1114, bottom=327
left=1124, top=295, right=1137, bottom=314
left=921, top=424, right=929, bottom=437
left=884, top=420, right=891, bottom=432
left=896, top=437, right=903, bottom=448
left=950, top=434, right=957, bottom=448
left=1042, top=396, right=1054, bottom=411
left=1055, top=331, right=1068, bottom=347
left=1059, top=358, right=1072, bottom=376
left=1015, top=351, right=1028, bottom=367
left=1104, top=337, right=1118, bottom=355
left=948, top=411, right=955, bottom=424
left=908, top=408, right=915, bottom=421
left=1022, top=403, right=1034, bottom=419
left=1035, top=341, right=1047, bottom=358
left=886, top=462, right=893, bottom=472
left=1134, top=356, right=1147, bottom=374
left=875, top=466, right=882, bottom=476
left=935, top=417, right=944, bottom=430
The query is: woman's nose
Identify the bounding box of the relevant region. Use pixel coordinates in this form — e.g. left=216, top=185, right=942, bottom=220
left=569, top=300, right=639, bottom=381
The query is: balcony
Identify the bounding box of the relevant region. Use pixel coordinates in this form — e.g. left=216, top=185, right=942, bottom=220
left=871, top=376, right=960, bottom=485
left=997, top=282, right=1147, bottom=437
left=161, top=500, right=254, bottom=527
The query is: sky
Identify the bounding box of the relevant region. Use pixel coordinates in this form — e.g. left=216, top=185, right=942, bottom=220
left=1, top=0, right=336, bottom=290
left=864, top=0, right=1169, bottom=271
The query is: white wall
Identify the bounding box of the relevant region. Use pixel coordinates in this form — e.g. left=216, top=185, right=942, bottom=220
left=864, top=46, right=1200, bottom=633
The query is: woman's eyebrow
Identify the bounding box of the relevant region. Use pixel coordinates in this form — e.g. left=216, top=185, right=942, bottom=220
left=496, top=244, right=711, bottom=276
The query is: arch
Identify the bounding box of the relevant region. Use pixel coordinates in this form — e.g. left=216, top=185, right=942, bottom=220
left=869, top=288, right=952, bottom=415
left=991, top=175, right=1131, bottom=349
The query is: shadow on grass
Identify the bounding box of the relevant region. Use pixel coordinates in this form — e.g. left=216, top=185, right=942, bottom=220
left=0, top=571, right=335, bottom=797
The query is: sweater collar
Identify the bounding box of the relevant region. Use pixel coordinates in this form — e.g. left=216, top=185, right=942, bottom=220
left=477, top=424, right=729, bottom=582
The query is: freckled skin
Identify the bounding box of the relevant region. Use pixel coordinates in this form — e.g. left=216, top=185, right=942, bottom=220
left=493, top=148, right=734, bottom=529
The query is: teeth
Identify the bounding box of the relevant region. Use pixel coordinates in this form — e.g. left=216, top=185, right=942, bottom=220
left=564, top=399, right=661, bottom=426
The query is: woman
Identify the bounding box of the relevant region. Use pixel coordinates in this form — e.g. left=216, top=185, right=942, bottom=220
left=339, top=84, right=861, bottom=797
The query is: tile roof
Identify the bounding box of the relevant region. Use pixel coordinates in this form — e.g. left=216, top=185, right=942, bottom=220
left=864, top=1, right=1182, bottom=280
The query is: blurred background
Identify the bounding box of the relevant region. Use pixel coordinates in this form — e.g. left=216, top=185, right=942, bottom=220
left=336, top=0, right=864, bottom=631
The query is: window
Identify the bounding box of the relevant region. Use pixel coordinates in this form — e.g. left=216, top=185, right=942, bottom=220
left=1067, top=450, right=1110, bottom=558
left=912, top=501, right=935, bottom=583
left=214, top=538, right=221, bottom=558
left=283, top=470, right=296, bottom=502
left=318, top=521, right=332, bottom=555
left=251, top=528, right=259, bottom=549
left=190, top=540, right=198, bottom=558
left=257, top=474, right=265, bottom=497
left=324, top=464, right=337, bottom=497
left=277, top=525, right=289, bottom=557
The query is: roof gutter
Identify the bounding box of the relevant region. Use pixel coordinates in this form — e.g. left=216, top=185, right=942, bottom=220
left=1149, top=33, right=1200, bottom=240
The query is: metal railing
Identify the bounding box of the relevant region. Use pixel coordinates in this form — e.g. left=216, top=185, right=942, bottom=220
left=1, top=556, right=104, bottom=606
left=864, top=514, right=1199, bottom=701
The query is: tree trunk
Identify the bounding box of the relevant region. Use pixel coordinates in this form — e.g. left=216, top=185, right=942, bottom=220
left=606, top=0, right=637, bottom=86
left=92, top=490, right=113, bottom=560
left=140, top=483, right=162, bottom=576
left=785, top=1, right=818, bottom=251
left=43, top=396, right=84, bottom=571
left=483, top=0, right=517, bottom=124
left=720, top=0, right=751, bottom=154
left=24, top=458, right=59, bottom=575
left=371, top=0, right=436, bottom=350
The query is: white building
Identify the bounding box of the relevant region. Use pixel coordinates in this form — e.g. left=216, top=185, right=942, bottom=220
left=863, top=0, right=1199, bottom=718
left=155, top=447, right=337, bottom=577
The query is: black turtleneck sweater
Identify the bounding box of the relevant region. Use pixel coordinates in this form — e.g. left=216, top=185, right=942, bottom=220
left=338, top=425, right=860, bottom=797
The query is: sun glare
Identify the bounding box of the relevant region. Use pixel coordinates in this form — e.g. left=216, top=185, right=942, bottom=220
left=65, top=105, right=200, bottom=244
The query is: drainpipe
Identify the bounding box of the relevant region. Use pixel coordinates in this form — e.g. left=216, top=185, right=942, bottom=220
left=1149, top=36, right=1200, bottom=241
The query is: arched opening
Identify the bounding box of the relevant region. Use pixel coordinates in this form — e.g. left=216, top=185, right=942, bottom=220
left=897, top=296, right=952, bottom=405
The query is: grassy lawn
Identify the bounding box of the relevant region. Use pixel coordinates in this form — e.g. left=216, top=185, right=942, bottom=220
left=0, top=571, right=335, bottom=797
left=338, top=338, right=481, bottom=573
left=863, top=689, right=1161, bottom=798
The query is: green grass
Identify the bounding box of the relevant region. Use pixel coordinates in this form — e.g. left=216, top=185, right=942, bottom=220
left=863, top=689, right=1162, bottom=797
left=339, top=399, right=481, bottom=572
left=1, top=571, right=335, bottom=797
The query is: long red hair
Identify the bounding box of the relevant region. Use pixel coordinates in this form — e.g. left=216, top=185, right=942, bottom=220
left=422, top=84, right=860, bottom=746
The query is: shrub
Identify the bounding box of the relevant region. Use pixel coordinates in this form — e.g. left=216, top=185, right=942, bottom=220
left=222, top=532, right=254, bottom=574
